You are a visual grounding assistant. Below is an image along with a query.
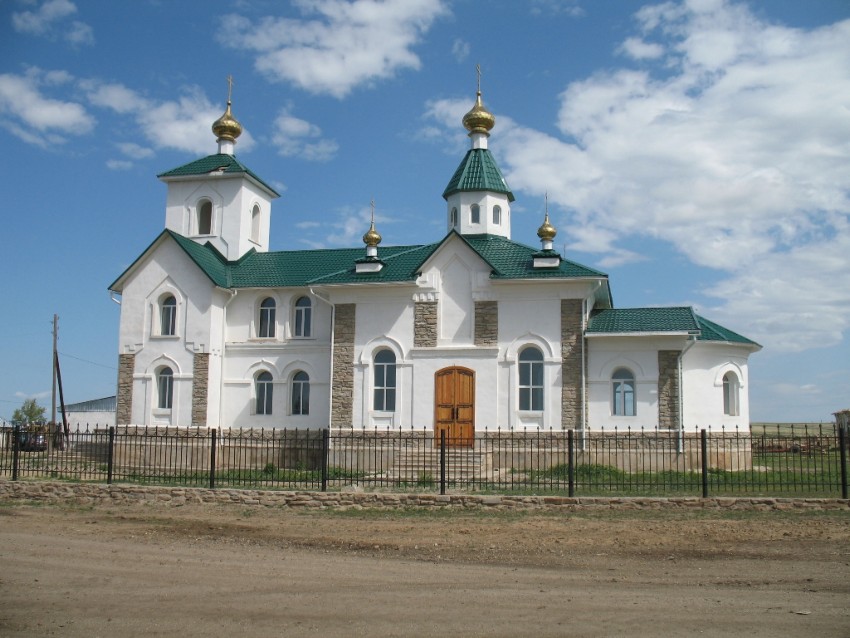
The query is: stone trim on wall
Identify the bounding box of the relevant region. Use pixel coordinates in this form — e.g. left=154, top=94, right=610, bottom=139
left=414, top=301, right=438, bottom=347
left=560, top=299, right=583, bottom=430
left=332, top=304, right=356, bottom=428
left=2, top=481, right=846, bottom=512
left=474, top=301, right=498, bottom=346
left=116, top=353, right=134, bottom=425
left=658, top=350, right=681, bottom=429
left=192, top=353, right=210, bottom=426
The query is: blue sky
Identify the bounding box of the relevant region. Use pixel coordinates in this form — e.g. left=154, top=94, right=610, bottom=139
left=2, top=0, right=848, bottom=424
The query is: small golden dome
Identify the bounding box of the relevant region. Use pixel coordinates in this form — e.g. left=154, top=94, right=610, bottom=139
left=537, top=212, right=557, bottom=242
left=462, top=91, right=496, bottom=135
left=212, top=100, right=242, bottom=142
left=363, top=221, right=382, bottom=247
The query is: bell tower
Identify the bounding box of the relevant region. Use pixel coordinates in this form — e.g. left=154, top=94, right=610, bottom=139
left=442, top=67, right=514, bottom=239
left=158, top=78, right=279, bottom=260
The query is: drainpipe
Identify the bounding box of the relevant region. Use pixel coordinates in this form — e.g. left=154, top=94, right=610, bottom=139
left=677, top=335, right=698, bottom=451
left=309, top=287, right=335, bottom=431
left=110, top=292, right=122, bottom=305
left=218, top=289, right=238, bottom=430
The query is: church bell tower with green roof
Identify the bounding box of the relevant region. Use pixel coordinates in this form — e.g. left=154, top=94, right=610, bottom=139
left=443, top=70, right=514, bottom=239
left=157, top=79, right=279, bottom=261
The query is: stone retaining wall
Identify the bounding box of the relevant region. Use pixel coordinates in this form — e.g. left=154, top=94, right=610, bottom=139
left=1, top=480, right=846, bottom=511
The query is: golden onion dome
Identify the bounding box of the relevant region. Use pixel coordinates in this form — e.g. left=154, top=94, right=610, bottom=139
left=212, top=100, right=242, bottom=142
left=537, top=212, right=557, bottom=242
left=363, top=220, right=382, bottom=247
left=462, top=91, right=496, bottom=135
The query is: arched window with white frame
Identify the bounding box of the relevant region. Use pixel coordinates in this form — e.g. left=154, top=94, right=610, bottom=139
left=723, top=371, right=740, bottom=416
left=258, top=297, right=276, bottom=338
left=255, top=371, right=273, bottom=415
left=197, top=199, right=212, bottom=235
left=450, top=207, right=458, bottom=228
left=291, top=371, right=310, bottom=415
left=373, top=349, right=396, bottom=412
left=294, top=296, right=312, bottom=337
left=612, top=368, right=636, bottom=416
left=160, top=295, right=177, bottom=336
left=518, top=346, right=544, bottom=411
left=493, top=205, right=501, bottom=225
left=470, top=203, right=480, bottom=225
left=251, top=204, right=261, bottom=243
left=157, top=367, right=174, bottom=410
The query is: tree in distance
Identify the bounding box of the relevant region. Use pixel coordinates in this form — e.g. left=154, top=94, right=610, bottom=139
left=13, top=398, right=46, bottom=425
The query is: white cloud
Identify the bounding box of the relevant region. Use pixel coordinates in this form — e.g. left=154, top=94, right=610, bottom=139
left=66, top=20, right=94, bottom=46
left=12, top=0, right=93, bottom=46
left=423, top=1, right=850, bottom=354
left=271, top=108, right=338, bottom=161
left=81, top=80, right=254, bottom=155
left=618, top=37, right=664, bottom=60
left=0, top=70, right=93, bottom=145
left=451, top=38, right=470, bottom=62
left=106, top=159, right=133, bottom=171
left=116, top=142, right=154, bottom=159
left=218, top=0, right=448, bottom=98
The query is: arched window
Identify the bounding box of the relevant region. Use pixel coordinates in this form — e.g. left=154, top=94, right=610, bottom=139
left=258, top=297, right=276, bottom=338
left=723, top=371, right=740, bottom=416
left=256, top=371, right=273, bottom=415
left=612, top=368, right=636, bottom=416
left=493, top=205, right=501, bottom=225
left=450, top=207, right=458, bottom=228
left=470, top=204, right=480, bottom=224
left=157, top=367, right=173, bottom=410
left=160, top=295, right=176, bottom=336
left=251, top=204, right=261, bottom=243
left=373, top=349, right=396, bottom=411
left=518, top=347, right=544, bottom=411
left=291, top=371, right=310, bottom=415
left=197, top=200, right=212, bottom=235
left=294, top=296, right=312, bottom=337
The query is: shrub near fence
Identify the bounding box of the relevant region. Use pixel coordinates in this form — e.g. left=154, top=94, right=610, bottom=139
left=0, top=424, right=847, bottom=499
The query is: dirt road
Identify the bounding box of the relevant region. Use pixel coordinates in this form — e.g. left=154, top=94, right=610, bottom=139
left=1, top=501, right=848, bottom=636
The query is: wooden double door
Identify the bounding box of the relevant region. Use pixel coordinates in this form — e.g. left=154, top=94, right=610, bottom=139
left=434, top=367, right=475, bottom=448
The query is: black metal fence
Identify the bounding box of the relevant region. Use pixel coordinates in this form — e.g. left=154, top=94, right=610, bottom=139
left=0, top=424, right=847, bottom=498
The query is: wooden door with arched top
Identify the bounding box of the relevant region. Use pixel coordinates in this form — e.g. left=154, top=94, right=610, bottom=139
left=434, top=367, right=475, bottom=448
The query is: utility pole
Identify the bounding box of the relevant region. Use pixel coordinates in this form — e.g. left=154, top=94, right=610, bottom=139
left=51, top=314, right=58, bottom=426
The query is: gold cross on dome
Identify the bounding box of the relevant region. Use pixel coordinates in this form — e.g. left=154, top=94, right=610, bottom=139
left=476, top=64, right=481, bottom=93
left=227, top=75, right=234, bottom=102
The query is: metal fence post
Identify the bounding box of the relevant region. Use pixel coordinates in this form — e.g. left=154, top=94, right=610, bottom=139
left=12, top=424, right=20, bottom=481
left=839, top=425, right=848, bottom=500
left=700, top=429, right=709, bottom=498
left=321, top=428, right=330, bottom=492
left=107, top=426, right=115, bottom=485
left=440, top=429, right=446, bottom=495
left=209, top=428, right=217, bottom=490
left=568, top=429, right=575, bottom=497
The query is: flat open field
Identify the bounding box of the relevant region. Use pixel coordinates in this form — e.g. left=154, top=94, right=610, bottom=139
left=1, top=500, right=848, bottom=637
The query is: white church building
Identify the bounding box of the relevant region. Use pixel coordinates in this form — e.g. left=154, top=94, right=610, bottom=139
left=109, top=87, right=760, bottom=439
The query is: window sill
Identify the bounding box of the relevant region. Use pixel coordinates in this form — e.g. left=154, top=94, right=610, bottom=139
left=151, top=335, right=180, bottom=340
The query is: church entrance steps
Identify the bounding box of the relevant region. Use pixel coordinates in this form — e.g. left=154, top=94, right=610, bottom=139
left=388, top=448, right=494, bottom=481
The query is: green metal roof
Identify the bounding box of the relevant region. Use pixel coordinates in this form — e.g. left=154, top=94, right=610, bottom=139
left=158, top=153, right=279, bottom=197
left=110, top=231, right=611, bottom=294
left=442, top=148, right=515, bottom=202
left=695, top=314, right=760, bottom=346
left=587, top=307, right=759, bottom=346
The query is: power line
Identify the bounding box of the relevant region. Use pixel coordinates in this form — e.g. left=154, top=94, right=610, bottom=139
left=58, top=352, right=117, bottom=371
